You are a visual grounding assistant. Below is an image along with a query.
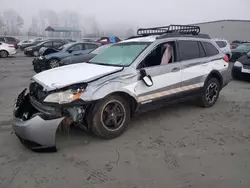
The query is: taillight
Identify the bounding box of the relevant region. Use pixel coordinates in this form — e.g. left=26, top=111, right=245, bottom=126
left=223, top=55, right=229, bottom=63
left=8, top=45, right=15, bottom=48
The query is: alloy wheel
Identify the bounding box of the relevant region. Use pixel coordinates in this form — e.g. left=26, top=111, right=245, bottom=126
left=101, top=100, right=126, bottom=132
left=50, top=60, right=59, bottom=68
left=205, top=82, right=218, bottom=104
left=0, top=51, right=8, bottom=58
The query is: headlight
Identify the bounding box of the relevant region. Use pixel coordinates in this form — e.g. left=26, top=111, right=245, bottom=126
left=38, top=56, right=44, bottom=60
left=26, top=48, right=32, bottom=51
left=234, top=61, right=243, bottom=67
left=44, top=89, right=84, bottom=104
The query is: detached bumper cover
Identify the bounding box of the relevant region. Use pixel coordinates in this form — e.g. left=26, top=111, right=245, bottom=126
left=12, top=89, right=64, bottom=151
left=13, top=115, right=63, bottom=150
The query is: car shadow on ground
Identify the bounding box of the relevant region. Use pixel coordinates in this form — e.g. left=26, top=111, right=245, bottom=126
left=54, top=100, right=198, bottom=152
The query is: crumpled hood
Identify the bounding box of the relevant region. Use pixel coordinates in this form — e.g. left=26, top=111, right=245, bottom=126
left=32, top=63, right=123, bottom=91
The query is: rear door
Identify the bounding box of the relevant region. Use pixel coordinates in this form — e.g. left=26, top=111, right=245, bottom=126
left=177, top=40, right=208, bottom=93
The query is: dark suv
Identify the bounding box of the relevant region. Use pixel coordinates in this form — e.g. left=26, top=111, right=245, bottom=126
left=0, top=36, right=19, bottom=49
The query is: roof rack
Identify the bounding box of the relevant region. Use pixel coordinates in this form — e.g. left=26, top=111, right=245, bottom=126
left=137, top=25, right=200, bottom=36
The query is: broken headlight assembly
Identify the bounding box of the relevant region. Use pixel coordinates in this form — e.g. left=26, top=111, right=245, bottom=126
left=43, top=88, right=84, bottom=104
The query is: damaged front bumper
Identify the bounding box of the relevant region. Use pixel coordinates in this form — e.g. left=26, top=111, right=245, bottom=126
left=12, top=89, right=64, bottom=151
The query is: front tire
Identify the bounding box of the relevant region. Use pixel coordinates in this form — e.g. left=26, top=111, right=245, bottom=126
left=0, top=50, right=8, bottom=58
left=49, top=59, right=60, bottom=69
left=198, top=78, right=220, bottom=108
left=90, top=95, right=131, bottom=139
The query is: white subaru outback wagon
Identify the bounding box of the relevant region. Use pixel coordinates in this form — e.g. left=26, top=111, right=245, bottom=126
left=12, top=25, right=230, bottom=151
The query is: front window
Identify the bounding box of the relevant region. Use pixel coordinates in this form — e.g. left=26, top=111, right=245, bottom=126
left=89, top=42, right=150, bottom=66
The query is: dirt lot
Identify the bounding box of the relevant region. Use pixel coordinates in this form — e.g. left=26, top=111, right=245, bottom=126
left=0, top=52, right=250, bottom=188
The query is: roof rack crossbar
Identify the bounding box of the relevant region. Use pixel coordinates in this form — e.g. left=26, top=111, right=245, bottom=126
left=137, top=25, right=200, bottom=36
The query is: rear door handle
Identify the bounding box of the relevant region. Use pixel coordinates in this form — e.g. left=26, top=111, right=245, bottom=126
left=171, top=67, right=180, bottom=72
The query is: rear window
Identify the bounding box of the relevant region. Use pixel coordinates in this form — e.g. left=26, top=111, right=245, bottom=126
left=5, top=37, right=16, bottom=42
left=178, top=40, right=205, bottom=61
left=201, top=42, right=219, bottom=57
left=216, top=41, right=227, bottom=48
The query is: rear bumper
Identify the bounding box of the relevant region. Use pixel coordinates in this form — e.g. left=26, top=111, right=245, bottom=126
left=9, top=49, right=17, bottom=56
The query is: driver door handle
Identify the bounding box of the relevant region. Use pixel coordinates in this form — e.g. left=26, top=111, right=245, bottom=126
left=171, top=67, right=180, bottom=72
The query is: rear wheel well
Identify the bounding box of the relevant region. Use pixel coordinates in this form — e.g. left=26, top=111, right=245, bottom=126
left=206, top=71, right=223, bottom=89
left=0, top=50, right=9, bottom=55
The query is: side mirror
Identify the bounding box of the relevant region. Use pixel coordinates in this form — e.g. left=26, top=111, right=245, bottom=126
left=142, top=75, right=153, bottom=87
left=68, top=50, right=73, bottom=53
left=140, top=69, right=153, bottom=87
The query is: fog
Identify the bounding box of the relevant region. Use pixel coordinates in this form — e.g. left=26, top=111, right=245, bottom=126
left=0, top=0, right=250, bottom=37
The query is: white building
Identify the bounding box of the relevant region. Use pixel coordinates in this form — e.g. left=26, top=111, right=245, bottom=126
left=193, top=20, right=250, bottom=43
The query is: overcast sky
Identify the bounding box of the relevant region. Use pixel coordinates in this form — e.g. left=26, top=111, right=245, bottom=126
left=1, top=0, right=250, bottom=28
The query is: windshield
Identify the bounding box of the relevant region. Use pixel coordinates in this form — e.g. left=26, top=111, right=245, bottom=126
left=91, top=44, right=112, bottom=55
left=236, top=44, right=250, bottom=51
left=89, top=42, right=150, bottom=66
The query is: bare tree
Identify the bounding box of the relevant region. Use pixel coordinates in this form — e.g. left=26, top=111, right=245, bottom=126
left=0, top=13, right=5, bottom=35
left=2, top=9, right=24, bottom=36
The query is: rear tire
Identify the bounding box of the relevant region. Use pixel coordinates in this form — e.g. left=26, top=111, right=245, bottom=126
left=197, top=78, right=220, bottom=108
left=0, top=50, right=8, bottom=58
left=90, top=95, right=131, bottom=139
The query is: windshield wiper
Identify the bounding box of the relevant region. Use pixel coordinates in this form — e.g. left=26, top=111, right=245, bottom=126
left=90, top=62, right=123, bottom=67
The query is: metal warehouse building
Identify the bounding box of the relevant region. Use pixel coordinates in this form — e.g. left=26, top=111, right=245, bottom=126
left=193, top=20, right=250, bottom=43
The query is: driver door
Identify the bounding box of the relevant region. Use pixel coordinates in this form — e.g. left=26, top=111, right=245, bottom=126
left=68, top=44, right=83, bottom=55
left=135, top=41, right=182, bottom=106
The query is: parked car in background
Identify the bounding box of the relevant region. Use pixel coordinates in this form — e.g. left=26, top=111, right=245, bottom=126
left=230, top=43, right=250, bottom=62
left=20, top=40, right=42, bottom=51
left=24, top=39, right=68, bottom=57
left=96, top=36, right=121, bottom=45
left=32, top=42, right=100, bottom=72
left=17, top=40, right=32, bottom=48
left=214, top=38, right=231, bottom=58
left=230, top=40, right=250, bottom=49
left=32, top=37, right=44, bottom=42
left=232, top=51, right=250, bottom=80
left=82, top=38, right=95, bottom=42
left=60, top=44, right=112, bottom=66
left=0, top=42, right=17, bottom=58
left=0, top=36, right=19, bottom=49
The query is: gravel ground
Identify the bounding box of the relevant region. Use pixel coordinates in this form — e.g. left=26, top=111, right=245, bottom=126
left=0, top=52, right=250, bottom=188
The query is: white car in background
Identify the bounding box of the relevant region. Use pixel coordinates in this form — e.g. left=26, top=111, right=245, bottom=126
left=214, top=38, right=232, bottom=58
left=0, top=42, right=17, bottom=58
